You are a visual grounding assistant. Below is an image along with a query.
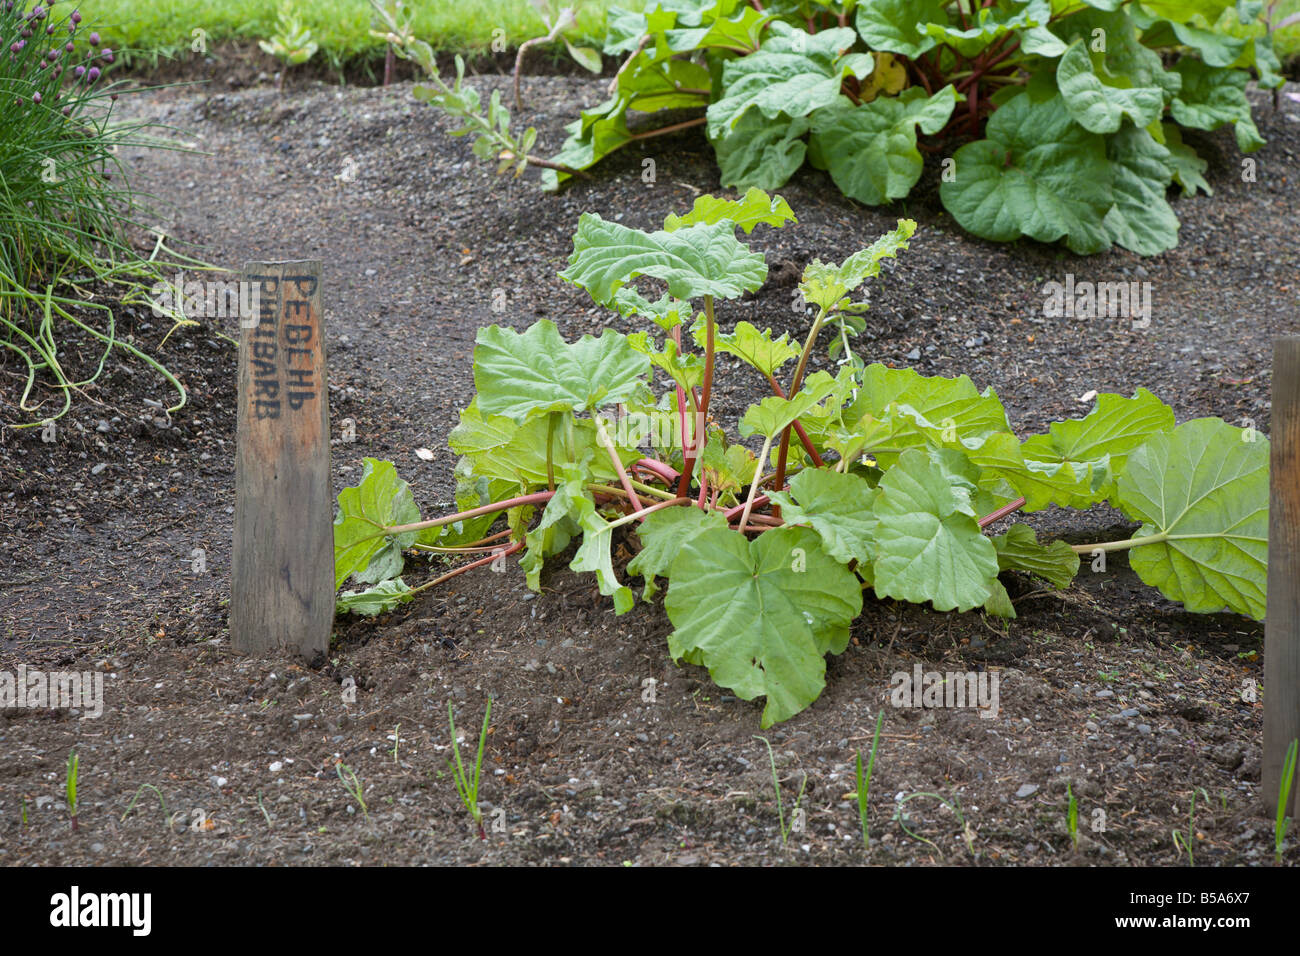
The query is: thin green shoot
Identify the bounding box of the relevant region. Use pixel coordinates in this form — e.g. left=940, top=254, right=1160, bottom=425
left=336, top=762, right=368, bottom=818
left=893, top=791, right=977, bottom=860
left=121, top=784, right=168, bottom=823
left=854, top=709, right=885, bottom=850
left=1275, top=738, right=1298, bottom=866
left=448, top=697, right=492, bottom=840
left=754, top=735, right=808, bottom=847
left=1067, top=783, right=1079, bottom=851
left=257, top=791, right=274, bottom=828
left=66, top=750, right=80, bottom=831
left=1171, top=787, right=1209, bottom=866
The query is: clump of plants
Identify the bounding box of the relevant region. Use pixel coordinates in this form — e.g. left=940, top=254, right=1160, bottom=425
left=1, top=1, right=195, bottom=426
left=259, top=0, right=319, bottom=90
left=333, top=189, right=1269, bottom=727
left=396, top=0, right=1279, bottom=255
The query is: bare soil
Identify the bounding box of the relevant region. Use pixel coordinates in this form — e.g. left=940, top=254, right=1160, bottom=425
left=1, top=67, right=1299, bottom=866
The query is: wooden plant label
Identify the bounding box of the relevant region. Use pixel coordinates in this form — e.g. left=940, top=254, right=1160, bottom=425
left=231, top=261, right=333, bottom=659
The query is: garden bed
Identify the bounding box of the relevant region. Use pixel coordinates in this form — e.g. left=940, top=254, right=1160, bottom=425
left=1, top=73, right=1298, bottom=865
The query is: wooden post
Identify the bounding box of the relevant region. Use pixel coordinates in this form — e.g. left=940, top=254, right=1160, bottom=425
left=231, top=261, right=333, bottom=660
left=1265, top=336, right=1300, bottom=816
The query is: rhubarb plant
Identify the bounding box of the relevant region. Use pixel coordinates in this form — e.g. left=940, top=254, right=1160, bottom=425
left=405, top=0, right=1276, bottom=255
left=333, top=189, right=1269, bottom=727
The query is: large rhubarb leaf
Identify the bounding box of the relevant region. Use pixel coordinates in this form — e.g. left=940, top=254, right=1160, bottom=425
left=628, top=505, right=728, bottom=599
left=939, top=92, right=1113, bottom=254
left=1102, top=123, right=1180, bottom=256
left=664, top=526, right=862, bottom=727
left=1056, top=40, right=1166, bottom=135
left=808, top=86, right=959, bottom=206
left=871, top=448, right=1000, bottom=612
left=854, top=0, right=947, bottom=57
left=333, top=457, right=421, bottom=590
left=712, top=111, right=811, bottom=191
left=706, top=22, right=870, bottom=138
left=1169, top=58, right=1264, bottom=152
left=474, top=319, right=649, bottom=421
left=1115, top=417, right=1269, bottom=620
left=766, top=467, right=879, bottom=565
left=450, top=400, right=638, bottom=487
left=561, top=214, right=768, bottom=304
left=1020, top=387, right=1174, bottom=493
left=992, top=524, right=1080, bottom=589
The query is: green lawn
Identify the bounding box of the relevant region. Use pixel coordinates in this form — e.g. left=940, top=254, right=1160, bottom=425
left=75, top=0, right=1300, bottom=70
left=78, top=0, right=620, bottom=68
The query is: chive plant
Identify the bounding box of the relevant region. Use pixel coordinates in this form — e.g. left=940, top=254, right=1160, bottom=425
left=1, top=1, right=195, bottom=425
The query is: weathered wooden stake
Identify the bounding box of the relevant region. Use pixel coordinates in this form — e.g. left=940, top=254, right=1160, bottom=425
left=1264, top=336, right=1300, bottom=816
left=231, top=261, right=333, bottom=659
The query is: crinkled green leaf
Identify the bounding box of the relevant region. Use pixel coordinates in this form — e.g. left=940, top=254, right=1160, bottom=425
left=712, top=111, right=810, bottom=191
left=1021, top=387, right=1174, bottom=485
left=924, top=0, right=1064, bottom=57
left=871, top=448, right=1000, bottom=612
left=1051, top=7, right=1180, bottom=103
left=940, top=92, right=1114, bottom=254
left=707, top=22, right=869, bottom=138
left=799, top=219, right=918, bottom=312
left=541, top=94, right=634, bottom=190
left=628, top=505, right=728, bottom=600
left=854, top=0, right=946, bottom=57
left=692, top=319, right=801, bottom=378
left=740, top=370, right=843, bottom=439
left=808, top=87, right=959, bottom=206
left=629, top=331, right=706, bottom=393
left=1169, top=59, right=1264, bottom=152
left=561, top=214, right=768, bottom=304
left=663, top=187, right=797, bottom=234
left=1102, top=123, right=1180, bottom=256
left=333, top=457, right=421, bottom=590
left=1056, top=40, right=1166, bottom=134
left=659, top=3, right=771, bottom=54
left=767, top=467, right=879, bottom=565
left=611, top=290, right=694, bottom=332
left=698, top=431, right=757, bottom=501
left=1115, top=417, right=1269, bottom=620
left=519, top=459, right=591, bottom=591
left=1132, top=7, right=1247, bottom=67
left=1161, top=122, right=1212, bottom=196
left=450, top=400, right=638, bottom=487
left=618, top=52, right=713, bottom=111
left=664, top=526, right=863, bottom=727
left=336, top=578, right=415, bottom=617
left=962, top=430, right=1110, bottom=512
left=992, top=523, right=1080, bottom=589
left=567, top=488, right=636, bottom=615
left=474, top=319, right=649, bottom=420
left=837, top=363, right=1011, bottom=463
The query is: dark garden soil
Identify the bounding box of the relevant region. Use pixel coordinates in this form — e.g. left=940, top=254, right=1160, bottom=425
left=1, top=66, right=1299, bottom=866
